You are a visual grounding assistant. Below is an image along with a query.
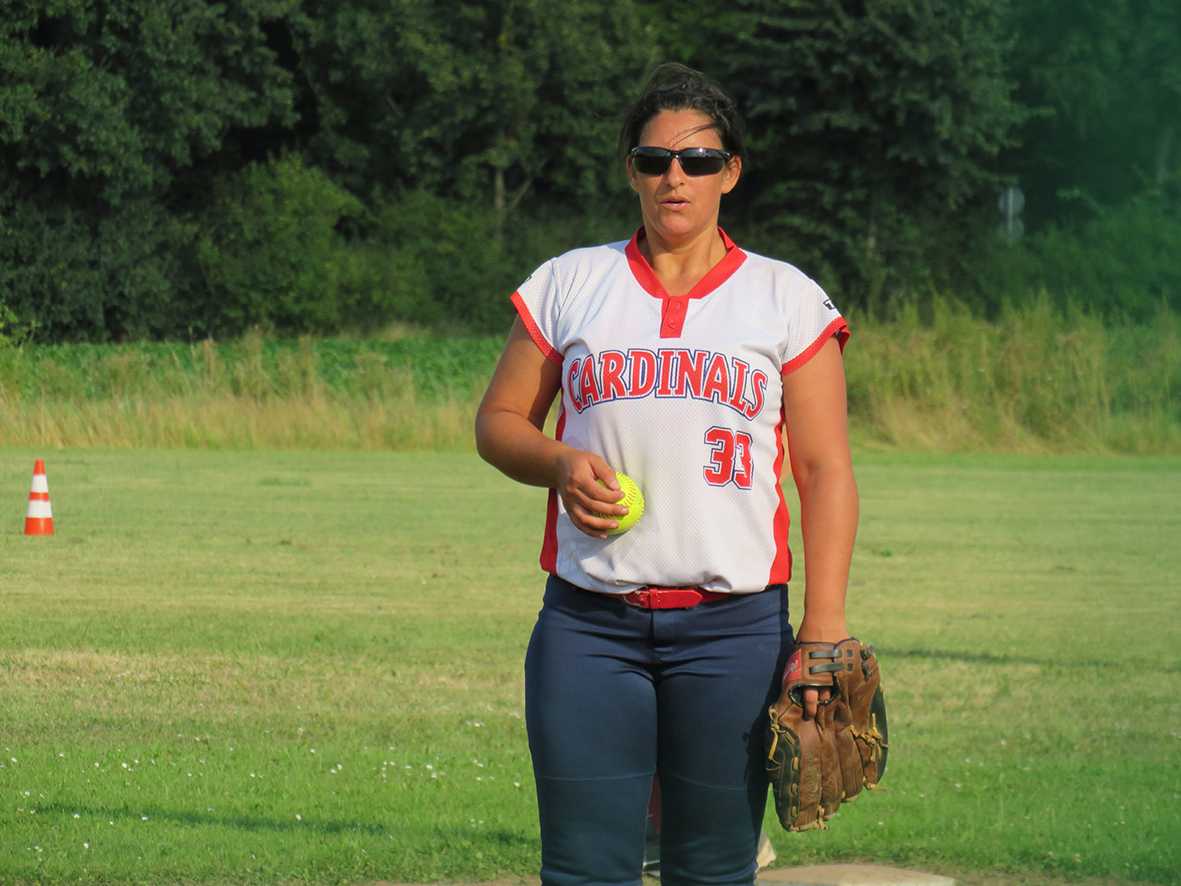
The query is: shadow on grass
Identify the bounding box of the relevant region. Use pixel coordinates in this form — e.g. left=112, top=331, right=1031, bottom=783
left=880, top=646, right=1180, bottom=672
left=35, top=801, right=535, bottom=852
left=36, top=801, right=389, bottom=835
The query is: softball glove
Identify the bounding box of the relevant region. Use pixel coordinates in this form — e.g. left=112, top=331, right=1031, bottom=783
left=766, top=638, right=888, bottom=830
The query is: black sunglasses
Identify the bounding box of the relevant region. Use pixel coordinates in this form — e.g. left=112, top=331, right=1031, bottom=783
left=629, top=146, right=733, bottom=177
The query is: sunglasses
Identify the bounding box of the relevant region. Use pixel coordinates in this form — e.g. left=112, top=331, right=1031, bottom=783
left=629, top=146, right=733, bottom=177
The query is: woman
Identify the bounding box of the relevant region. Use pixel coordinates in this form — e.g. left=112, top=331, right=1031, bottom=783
left=475, top=63, right=858, bottom=885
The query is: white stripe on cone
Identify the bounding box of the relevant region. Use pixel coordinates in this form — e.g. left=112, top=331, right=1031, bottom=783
left=27, top=500, right=53, bottom=519
left=31, top=475, right=49, bottom=493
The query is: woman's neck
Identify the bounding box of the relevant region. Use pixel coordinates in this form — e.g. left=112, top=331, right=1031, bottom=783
left=640, top=224, right=726, bottom=296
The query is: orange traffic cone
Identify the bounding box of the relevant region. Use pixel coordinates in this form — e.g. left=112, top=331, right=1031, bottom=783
left=24, top=459, right=54, bottom=536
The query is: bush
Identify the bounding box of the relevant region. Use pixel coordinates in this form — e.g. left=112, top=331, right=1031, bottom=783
left=195, top=154, right=366, bottom=335
left=967, top=196, right=1180, bottom=321
left=0, top=196, right=195, bottom=341
left=367, top=190, right=519, bottom=332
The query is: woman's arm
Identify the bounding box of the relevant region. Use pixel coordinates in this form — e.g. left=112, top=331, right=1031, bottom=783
left=782, top=336, right=860, bottom=712
left=475, top=318, right=629, bottom=538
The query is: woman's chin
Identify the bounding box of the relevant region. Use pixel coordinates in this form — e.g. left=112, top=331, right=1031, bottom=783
left=647, top=213, right=709, bottom=244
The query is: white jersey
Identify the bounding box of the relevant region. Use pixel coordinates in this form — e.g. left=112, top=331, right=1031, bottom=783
left=512, top=228, right=849, bottom=595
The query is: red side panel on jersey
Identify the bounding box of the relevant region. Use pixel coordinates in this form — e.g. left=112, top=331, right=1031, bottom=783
left=768, top=404, right=793, bottom=584
left=781, top=318, right=851, bottom=376
left=511, top=291, right=563, bottom=365
left=539, top=406, right=567, bottom=573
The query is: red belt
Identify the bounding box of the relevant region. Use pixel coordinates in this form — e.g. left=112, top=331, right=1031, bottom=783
left=622, top=586, right=731, bottom=609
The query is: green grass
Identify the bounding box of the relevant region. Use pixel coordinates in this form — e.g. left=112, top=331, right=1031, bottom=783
left=1, top=298, right=1179, bottom=453
left=1, top=449, right=1179, bottom=885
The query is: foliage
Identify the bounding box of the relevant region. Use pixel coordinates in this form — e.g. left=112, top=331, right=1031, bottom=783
left=0, top=0, right=1175, bottom=338
left=288, top=0, right=651, bottom=209
left=0, top=0, right=297, bottom=209
left=0, top=194, right=196, bottom=341
left=1005, top=0, right=1181, bottom=225
left=967, top=195, right=1181, bottom=320
left=673, top=0, right=1028, bottom=304
left=195, top=154, right=367, bottom=335
left=0, top=302, right=1176, bottom=453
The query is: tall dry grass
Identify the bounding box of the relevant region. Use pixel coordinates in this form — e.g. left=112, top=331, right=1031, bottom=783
left=845, top=296, right=1180, bottom=453
left=0, top=300, right=1177, bottom=453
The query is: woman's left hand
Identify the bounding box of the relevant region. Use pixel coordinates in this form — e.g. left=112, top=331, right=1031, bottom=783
left=793, top=618, right=849, bottom=721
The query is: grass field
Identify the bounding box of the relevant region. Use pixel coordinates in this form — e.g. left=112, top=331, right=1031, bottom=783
left=1, top=449, right=1179, bottom=885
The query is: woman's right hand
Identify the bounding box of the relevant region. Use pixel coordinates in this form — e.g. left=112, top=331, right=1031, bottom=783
left=554, top=448, right=629, bottom=539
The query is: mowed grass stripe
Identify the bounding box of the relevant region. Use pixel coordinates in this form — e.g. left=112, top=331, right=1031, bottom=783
left=0, top=450, right=1178, bottom=885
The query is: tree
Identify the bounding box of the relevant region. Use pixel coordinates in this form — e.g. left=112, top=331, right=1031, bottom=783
left=0, top=0, right=298, bottom=209
left=1005, top=0, right=1181, bottom=225
left=654, top=0, right=1028, bottom=301
left=290, top=0, right=652, bottom=218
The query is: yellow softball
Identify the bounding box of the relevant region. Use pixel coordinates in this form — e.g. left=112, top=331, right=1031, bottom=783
left=597, top=471, right=645, bottom=535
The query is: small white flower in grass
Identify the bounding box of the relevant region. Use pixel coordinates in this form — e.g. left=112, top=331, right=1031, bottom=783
left=425, top=764, right=433, bottom=770
left=310, top=749, right=317, bottom=755
left=142, top=815, right=149, bottom=821
left=295, top=814, right=302, bottom=821
left=513, top=781, right=521, bottom=788
left=58, top=752, right=65, bottom=758
left=94, top=762, right=100, bottom=768
left=22, top=790, right=31, bottom=797
left=10, top=758, right=16, bottom=763
left=73, top=813, right=81, bottom=819
left=954, top=783, right=962, bottom=790
left=122, top=763, right=129, bottom=769
left=83, top=843, right=90, bottom=850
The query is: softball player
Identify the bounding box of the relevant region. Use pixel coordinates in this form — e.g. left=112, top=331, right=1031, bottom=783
left=476, top=63, right=857, bottom=886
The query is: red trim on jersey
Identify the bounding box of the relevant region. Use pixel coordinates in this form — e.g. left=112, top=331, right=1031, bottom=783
left=767, top=404, right=793, bottom=584
left=511, top=291, right=563, bottom=365
left=625, top=227, right=747, bottom=302
left=660, top=296, right=690, bottom=338
left=781, top=317, right=851, bottom=376
left=539, top=406, right=567, bottom=573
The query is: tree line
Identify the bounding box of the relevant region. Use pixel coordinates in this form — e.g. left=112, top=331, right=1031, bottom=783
left=0, top=0, right=1177, bottom=342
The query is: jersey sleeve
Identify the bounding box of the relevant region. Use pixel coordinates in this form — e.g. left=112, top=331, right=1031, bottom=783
left=781, top=282, right=851, bottom=375
left=510, top=260, right=564, bottom=365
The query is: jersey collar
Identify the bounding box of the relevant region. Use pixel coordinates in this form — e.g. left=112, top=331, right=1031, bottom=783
left=625, top=226, right=747, bottom=300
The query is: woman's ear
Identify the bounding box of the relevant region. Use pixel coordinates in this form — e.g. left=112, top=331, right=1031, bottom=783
left=721, top=156, right=742, bottom=195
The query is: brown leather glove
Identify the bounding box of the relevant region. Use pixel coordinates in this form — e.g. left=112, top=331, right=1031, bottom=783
left=766, top=638, right=889, bottom=830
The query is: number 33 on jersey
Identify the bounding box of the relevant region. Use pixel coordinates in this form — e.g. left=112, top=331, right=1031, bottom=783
left=512, top=228, right=849, bottom=596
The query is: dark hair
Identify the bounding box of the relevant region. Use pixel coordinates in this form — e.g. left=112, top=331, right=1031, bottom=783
left=619, top=63, right=746, bottom=161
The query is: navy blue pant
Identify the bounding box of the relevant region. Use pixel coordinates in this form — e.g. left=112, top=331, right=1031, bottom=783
left=525, top=575, right=793, bottom=886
